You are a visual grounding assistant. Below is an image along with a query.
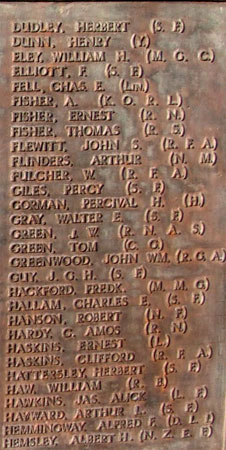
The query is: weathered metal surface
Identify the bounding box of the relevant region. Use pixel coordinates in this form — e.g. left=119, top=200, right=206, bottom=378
left=0, top=2, right=225, bottom=449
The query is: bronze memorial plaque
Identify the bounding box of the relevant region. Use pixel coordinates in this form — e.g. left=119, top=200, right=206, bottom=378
left=0, top=1, right=225, bottom=449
